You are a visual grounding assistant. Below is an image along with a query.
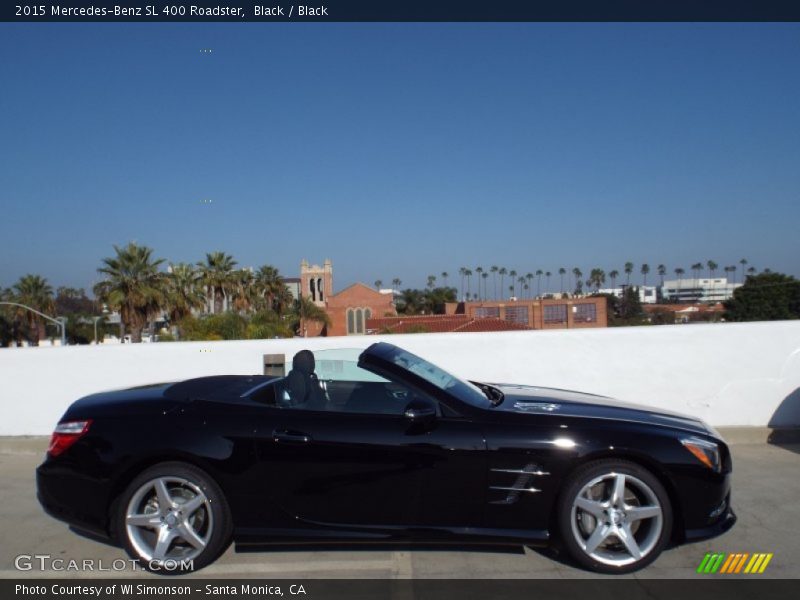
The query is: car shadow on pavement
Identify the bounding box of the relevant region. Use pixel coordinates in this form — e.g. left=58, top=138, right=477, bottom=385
left=768, top=387, right=800, bottom=455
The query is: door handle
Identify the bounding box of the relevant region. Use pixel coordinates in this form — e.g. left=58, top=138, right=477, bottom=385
left=272, top=429, right=313, bottom=443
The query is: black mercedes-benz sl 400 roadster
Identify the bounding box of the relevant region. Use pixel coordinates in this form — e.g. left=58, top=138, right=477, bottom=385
left=37, top=342, right=735, bottom=574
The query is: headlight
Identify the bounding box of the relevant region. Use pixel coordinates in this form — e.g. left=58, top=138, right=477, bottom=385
left=681, top=437, right=721, bottom=472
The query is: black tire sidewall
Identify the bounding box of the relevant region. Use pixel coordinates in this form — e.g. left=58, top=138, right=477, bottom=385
left=116, top=461, right=232, bottom=575
left=557, top=459, right=673, bottom=574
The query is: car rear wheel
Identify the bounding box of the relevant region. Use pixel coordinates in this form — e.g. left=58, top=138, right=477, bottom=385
left=557, top=459, right=672, bottom=574
left=117, top=462, right=232, bottom=574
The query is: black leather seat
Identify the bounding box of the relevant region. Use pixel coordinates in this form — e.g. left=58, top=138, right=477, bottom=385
left=284, top=350, right=326, bottom=410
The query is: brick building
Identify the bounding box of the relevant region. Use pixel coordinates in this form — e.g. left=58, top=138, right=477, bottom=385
left=297, top=260, right=397, bottom=337
left=444, top=297, right=607, bottom=329
left=367, top=314, right=532, bottom=334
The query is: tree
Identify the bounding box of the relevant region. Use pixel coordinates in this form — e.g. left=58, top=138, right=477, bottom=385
left=545, top=271, right=552, bottom=294
left=739, top=258, right=748, bottom=284
left=724, top=265, right=736, bottom=282
left=640, top=263, right=650, bottom=286
left=525, top=273, right=533, bottom=298
left=674, top=267, right=685, bottom=301
left=724, top=272, right=800, bottom=322
left=707, top=260, right=718, bottom=279
left=535, top=269, right=543, bottom=297
left=589, top=268, right=606, bottom=293
left=498, top=268, right=507, bottom=300
left=464, top=269, right=472, bottom=299
left=482, top=272, right=490, bottom=299
left=459, top=267, right=467, bottom=300
left=572, top=268, right=582, bottom=295
left=609, top=269, right=619, bottom=290
left=509, top=270, right=518, bottom=298
left=618, top=285, right=644, bottom=322
left=490, top=266, right=498, bottom=300
left=392, top=278, right=402, bottom=292
left=440, top=272, right=449, bottom=288
left=165, top=263, right=205, bottom=328
left=558, top=268, right=566, bottom=294
left=624, top=262, right=634, bottom=285
left=374, top=279, right=383, bottom=290
left=474, top=268, right=483, bottom=299
left=197, top=251, right=238, bottom=314
left=657, top=264, right=667, bottom=287
left=12, top=274, right=54, bottom=345
left=253, top=265, right=292, bottom=315
left=691, top=262, right=703, bottom=281
left=292, top=296, right=332, bottom=337
left=230, top=268, right=258, bottom=313
left=94, top=243, right=166, bottom=343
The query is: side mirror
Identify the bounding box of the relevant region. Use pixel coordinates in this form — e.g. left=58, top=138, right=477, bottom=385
left=404, top=398, right=436, bottom=425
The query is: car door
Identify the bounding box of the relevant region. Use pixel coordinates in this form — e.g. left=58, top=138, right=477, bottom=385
left=251, top=374, right=486, bottom=530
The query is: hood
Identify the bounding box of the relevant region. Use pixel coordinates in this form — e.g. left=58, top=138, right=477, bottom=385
left=492, top=383, right=712, bottom=436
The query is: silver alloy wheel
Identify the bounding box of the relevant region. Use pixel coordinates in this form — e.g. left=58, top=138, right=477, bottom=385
left=125, top=476, right=213, bottom=566
left=570, top=471, right=663, bottom=567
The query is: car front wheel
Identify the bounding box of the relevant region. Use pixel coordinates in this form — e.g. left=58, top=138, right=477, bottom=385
left=117, top=462, right=232, bottom=574
left=557, top=459, right=673, bottom=574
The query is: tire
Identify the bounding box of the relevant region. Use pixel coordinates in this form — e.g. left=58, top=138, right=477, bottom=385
left=556, top=459, right=672, bottom=574
left=117, top=462, right=232, bottom=574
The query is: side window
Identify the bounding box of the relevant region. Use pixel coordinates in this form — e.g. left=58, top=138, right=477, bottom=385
left=248, top=381, right=277, bottom=406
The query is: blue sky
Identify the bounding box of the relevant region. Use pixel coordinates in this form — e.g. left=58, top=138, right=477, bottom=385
left=1, top=23, right=799, bottom=294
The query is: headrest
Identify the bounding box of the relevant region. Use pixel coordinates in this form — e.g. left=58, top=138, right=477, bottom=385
left=292, top=350, right=315, bottom=375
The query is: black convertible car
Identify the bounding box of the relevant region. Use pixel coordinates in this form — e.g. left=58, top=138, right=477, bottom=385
left=37, top=342, right=735, bottom=574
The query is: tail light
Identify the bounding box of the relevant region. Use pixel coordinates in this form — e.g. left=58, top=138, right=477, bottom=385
left=47, top=420, right=92, bottom=457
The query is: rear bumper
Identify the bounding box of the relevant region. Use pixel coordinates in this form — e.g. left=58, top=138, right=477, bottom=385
left=36, top=462, right=112, bottom=540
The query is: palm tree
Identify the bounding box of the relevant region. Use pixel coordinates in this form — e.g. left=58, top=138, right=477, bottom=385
left=482, top=272, right=489, bottom=299
left=657, top=264, right=667, bottom=286
left=459, top=267, right=467, bottom=300
left=558, top=267, right=566, bottom=294
left=490, top=266, right=498, bottom=299
left=427, top=275, right=437, bottom=290
left=197, top=251, right=238, bottom=314
left=746, top=266, right=756, bottom=277
left=231, top=268, right=255, bottom=313
left=691, top=262, right=703, bottom=282
left=374, top=279, right=383, bottom=290
left=707, top=260, right=718, bottom=279
left=498, top=268, right=507, bottom=300
left=572, top=267, right=582, bottom=294
left=517, top=277, right=525, bottom=299
left=94, top=243, right=166, bottom=343
left=475, top=267, right=483, bottom=299
left=440, top=272, right=449, bottom=288
left=739, top=258, right=748, bottom=284
left=525, top=273, right=533, bottom=298
left=609, top=269, right=619, bottom=291
left=255, top=265, right=291, bottom=314
left=589, top=268, right=606, bottom=293
left=624, top=262, right=634, bottom=285
left=464, top=269, right=473, bottom=299
left=12, top=274, right=54, bottom=345
left=545, top=271, right=552, bottom=295
left=294, top=296, right=331, bottom=337
left=641, top=263, right=650, bottom=286
left=509, top=270, right=518, bottom=297
left=535, top=269, right=543, bottom=297
left=724, top=265, right=736, bottom=282
left=674, top=267, right=685, bottom=301
left=165, top=263, right=205, bottom=327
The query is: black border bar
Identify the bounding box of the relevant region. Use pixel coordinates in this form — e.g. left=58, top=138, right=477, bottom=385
left=3, top=1, right=800, bottom=23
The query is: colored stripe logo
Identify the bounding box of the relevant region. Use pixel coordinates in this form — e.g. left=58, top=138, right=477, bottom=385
left=697, top=552, right=773, bottom=574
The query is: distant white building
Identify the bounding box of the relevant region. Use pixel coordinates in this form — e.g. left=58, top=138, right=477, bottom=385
left=598, top=285, right=658, bottom=304
left=661, top=277, right=741, bottom=303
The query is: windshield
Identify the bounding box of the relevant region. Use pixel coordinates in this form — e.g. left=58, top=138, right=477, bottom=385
left=378, top=346, right=491, bottom=408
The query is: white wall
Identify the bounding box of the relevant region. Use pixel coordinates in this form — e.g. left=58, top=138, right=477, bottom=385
left=1, top=322, right=799, bottom=435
